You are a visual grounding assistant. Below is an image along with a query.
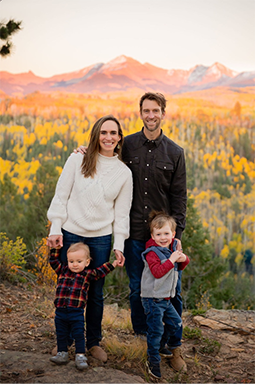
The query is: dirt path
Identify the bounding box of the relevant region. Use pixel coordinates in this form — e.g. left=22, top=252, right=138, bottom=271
left=0, top=282, right=255, bottom=383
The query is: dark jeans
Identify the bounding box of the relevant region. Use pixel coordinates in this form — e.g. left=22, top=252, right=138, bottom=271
left=124, top=238, right=147, bottom=335
left=124, top=238, right=183, bottom=342
left=55, top=308, right=85, bottom=353
left=60, top=229, right=112, bottom=350
left=142, top=298, right=182, bottom=364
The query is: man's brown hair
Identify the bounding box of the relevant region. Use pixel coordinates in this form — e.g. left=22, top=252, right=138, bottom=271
left=139, top=92, right=167, bottom=114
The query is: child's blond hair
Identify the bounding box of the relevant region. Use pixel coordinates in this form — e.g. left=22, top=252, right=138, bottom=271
left=149, top=210, right=176, bottom=233
left=67, top=242, right=91, bottom=261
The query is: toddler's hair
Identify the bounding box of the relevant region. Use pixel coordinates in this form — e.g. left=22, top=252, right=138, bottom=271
left=67, top=242, right=91, bottom=260
left=149, top=210, right=176, bottom=233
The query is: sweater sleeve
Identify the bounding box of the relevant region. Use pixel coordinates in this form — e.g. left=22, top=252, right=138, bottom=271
left=47, top=153, right=78, bottom=236
left=113, top=167, right=133, bottom=252
left=178, top=255, right=190, bottom=270
left=146, top=251, right=175, bottom=279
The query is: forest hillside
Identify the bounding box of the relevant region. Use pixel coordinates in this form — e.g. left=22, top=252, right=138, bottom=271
left=0, top=86, right=254, bottom=310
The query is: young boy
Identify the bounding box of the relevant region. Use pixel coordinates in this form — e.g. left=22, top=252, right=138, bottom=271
left=49, top=242, right=119, bottom=370
left=141, top=211, right=190, bottom=379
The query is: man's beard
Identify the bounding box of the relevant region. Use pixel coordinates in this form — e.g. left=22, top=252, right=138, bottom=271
left=143, top=120, right=161, bottom=132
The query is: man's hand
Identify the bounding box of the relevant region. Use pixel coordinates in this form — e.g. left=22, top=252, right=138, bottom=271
left=46, top=235, right=63, bottom=248
left=113, top=249, right=125, bottom=267
left=74, top=145, right=87, bottom=154
left=175, top=238, right=183, bottom=252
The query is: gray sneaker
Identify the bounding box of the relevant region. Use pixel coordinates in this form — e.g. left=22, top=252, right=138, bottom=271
left=75, top=354, right=88, bottom=370
left=50, top=351, right=69, bottom=365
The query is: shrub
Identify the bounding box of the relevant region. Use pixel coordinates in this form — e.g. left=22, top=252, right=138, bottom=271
left=0, top=232, right=26, bottom=282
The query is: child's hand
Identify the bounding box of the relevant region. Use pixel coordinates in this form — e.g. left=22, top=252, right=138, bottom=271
left=170, top=251, right=186, bottom=263
left=112, top=259, right=119, bottom=268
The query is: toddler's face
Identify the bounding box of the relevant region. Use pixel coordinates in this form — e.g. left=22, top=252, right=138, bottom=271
left=151, top=223, right=175, bottom=248
left=67, top=249, right=90, bottom=273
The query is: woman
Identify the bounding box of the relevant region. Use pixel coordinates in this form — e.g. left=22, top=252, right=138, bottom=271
left=47, top=115, right=133, bottom=362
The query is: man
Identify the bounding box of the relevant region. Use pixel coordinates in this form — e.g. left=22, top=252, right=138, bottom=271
left=122, top=92, right=187, bottom=372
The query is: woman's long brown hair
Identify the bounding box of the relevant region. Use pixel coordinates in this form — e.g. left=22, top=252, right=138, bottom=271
left=81, top=115, right=124, bottom=178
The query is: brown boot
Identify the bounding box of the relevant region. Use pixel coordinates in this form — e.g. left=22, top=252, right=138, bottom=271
left=88, top=346, right=107, bottom=362
left=51, top=346, right=58, bottom=356
left=169, top=347, right=187, bottom=372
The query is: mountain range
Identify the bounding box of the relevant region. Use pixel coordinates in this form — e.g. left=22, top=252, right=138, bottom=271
left=1, top=55, right=254, bottom=96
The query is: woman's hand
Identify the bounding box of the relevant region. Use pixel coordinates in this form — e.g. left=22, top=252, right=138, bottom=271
left=46, top=235, right=63, bottom=248
left=114, top=249, right=125, bottom=267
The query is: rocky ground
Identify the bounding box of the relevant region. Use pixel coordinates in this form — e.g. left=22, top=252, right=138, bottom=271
left=0, top=282, right=254, bottom=383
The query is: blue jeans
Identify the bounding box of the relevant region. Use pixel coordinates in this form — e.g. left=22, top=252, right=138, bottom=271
left=167, top=270, right=183, bottom=348
left=124, top=238, right=147, bottom=335
left=55, top=308, right=85, bottom=353
left=142, top=298, right=182, bottom=364
left=124, top=238, right=184, bottom=342
left=60, top=229, right=112, bottom=350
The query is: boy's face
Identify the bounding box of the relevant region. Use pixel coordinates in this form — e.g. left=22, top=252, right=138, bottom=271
left=151, top=223, right=175, bottom=248
left=67, top=249, right=90, bottom=273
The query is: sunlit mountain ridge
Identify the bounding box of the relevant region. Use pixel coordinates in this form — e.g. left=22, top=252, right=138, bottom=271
left=1, top=55, right=254, bottom=96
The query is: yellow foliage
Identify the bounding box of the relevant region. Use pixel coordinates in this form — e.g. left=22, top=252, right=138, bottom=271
left=34, top=237, right=57, bottom=286
left=220, top=244, right=229, bottom=259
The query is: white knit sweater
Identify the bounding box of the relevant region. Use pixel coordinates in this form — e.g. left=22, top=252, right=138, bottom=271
left=47, top=152, right=133, bottom=252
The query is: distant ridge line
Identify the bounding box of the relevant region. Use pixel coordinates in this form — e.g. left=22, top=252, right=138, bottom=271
left=0, top=55, right=254, bottom=97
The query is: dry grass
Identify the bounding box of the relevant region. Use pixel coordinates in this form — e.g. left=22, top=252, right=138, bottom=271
left=102, top=303, right=133, bottom=331
left=104, top=334, right=147, bottom=362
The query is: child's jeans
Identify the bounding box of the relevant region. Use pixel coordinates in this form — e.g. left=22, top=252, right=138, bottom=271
left=142, top=298, right=182, bottom=364
left=55, top=307, right=85, bottom=354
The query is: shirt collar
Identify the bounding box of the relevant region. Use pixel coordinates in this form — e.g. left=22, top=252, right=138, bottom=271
left=140, top=128, right=164, bottom=147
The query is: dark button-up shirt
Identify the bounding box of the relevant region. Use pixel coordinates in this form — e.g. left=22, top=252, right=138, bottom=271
left=122, top=129, right=187, bottom=241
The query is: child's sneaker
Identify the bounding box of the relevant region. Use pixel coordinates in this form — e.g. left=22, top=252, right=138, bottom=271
left=75, top=354, right=88, bottom=370
left=159, top=347, right=173, bottom=357
left=50, top=351, right=69, bottom=365
left=146, top=360, right=161, bottom=379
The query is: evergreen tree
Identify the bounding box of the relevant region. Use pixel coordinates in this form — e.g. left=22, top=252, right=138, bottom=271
left=19, top=160, right=59, bottom=253
left=0, top=19, right=22, bottom=57
left=181, top=195, right=226, bottom=309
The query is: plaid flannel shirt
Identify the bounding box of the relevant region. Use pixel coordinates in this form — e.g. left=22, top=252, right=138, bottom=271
left=49, top=248, right=114, bottom=309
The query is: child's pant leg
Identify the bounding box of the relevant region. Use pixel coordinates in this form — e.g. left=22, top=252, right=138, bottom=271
left=55, top=309, right=70, bottom=352
left=161, top=300, right=182, bottom=350
left=142, top=298, right=166, bottom=364
left=69, top=308, right=85, bottom=354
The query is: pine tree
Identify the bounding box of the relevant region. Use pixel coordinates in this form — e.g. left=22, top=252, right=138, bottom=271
left=0, top=19, right=22, bottom=57
left=181, top=195, right=226, bottom=309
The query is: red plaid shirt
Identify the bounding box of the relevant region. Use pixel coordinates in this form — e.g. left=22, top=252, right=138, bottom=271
left=49, top=248, right=115, bottom=309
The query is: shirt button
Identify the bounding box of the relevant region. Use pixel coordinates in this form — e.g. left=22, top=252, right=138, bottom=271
left=145, top=178, right=147, bottom=181
left=145, top=192, right=147, bottom=194
left=130, top=161, right=132, bottom=163
left=145, top=220, right=147, bottom=223
left=164, top=166, right=166, bottom=169
left=145, top=206, right=147, bottom=209
left=147, top=164, right=149, bottom=166
left=149, top=150, right=151, bottom=152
